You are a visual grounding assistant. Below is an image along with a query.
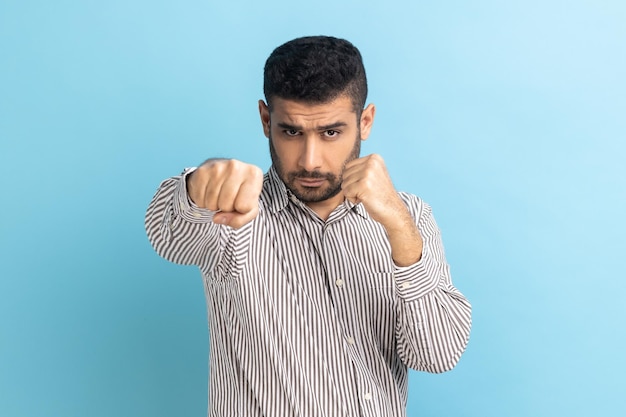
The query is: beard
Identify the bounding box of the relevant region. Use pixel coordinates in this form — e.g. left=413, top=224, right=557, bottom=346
left=269, top=133, right=361, bottom=204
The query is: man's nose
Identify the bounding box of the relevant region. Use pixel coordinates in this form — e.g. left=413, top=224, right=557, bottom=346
left=298, top=136, right=322, bottom=172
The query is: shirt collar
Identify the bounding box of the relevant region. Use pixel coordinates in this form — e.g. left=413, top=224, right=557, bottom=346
left=342, top=198, right=369, bottom=219
left=262, top=166, right=290, bottom=214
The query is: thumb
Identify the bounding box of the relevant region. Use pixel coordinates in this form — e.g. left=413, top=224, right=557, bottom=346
left=213, top=207, right=258, bottom=229
left=213, top=212, right=231, bottom=225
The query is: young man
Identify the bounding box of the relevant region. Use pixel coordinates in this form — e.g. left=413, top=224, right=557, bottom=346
left=146, top=36, right=471, bottom=417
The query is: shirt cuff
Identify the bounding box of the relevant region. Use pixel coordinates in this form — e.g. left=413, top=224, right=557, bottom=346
left=172, top=167, right=218, bottom=223
left=394, top=249, right=439, bottom=301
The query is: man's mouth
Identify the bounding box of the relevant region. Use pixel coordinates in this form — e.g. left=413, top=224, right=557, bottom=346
left=297, top=177, right=326, bottom=187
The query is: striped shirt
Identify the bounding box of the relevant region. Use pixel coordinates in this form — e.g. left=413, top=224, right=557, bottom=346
left=145, top=166, right=471, bottom=417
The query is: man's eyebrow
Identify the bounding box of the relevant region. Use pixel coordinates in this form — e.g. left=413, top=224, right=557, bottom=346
left=276, top=121, right=348, bottom=131
left=318, top=122, right=348, bottom=131
left=276, top=122, right=303, bottom=131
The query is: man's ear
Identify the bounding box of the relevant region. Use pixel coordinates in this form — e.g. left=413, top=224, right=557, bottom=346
left=359, top=103, right=376, bottom=140
left=258, top=100, right=271, bottom=138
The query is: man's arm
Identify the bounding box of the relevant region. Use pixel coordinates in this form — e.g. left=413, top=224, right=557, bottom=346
left=145, top=159, right=263, bottom=268
left=392, top=196, right=472, bottom=373
left=342, top=154, right=472, bottom=372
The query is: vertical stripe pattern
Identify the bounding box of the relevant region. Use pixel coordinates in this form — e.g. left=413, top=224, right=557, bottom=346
left=145, top=167, right=472, bottom=417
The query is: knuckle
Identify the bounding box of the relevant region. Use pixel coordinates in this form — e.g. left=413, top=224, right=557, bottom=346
left=244, top=164, right=263, bottom=181
left=225, top=159, right=239, bottom=172
left=217, top=195, right=235, bottom=211
left=369, top=154, right=383, bottom=165
left=233, top=200, right=251, bottom=214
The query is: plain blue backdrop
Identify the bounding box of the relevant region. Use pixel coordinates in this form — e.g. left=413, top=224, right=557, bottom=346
left=1, top=0, right=625, bottom=416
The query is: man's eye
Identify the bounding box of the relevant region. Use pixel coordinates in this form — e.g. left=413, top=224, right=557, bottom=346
left=325, top=130, right=339, bottom=138
left=284, top=129, right=299, bottom=136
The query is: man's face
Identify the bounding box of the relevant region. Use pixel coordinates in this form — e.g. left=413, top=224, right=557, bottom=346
left=259, top=95, right=375, bottom=206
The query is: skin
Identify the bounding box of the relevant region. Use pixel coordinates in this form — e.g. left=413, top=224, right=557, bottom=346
left=188, top=94, right=423, bottom=266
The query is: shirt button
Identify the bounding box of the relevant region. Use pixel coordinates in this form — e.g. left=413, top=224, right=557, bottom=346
left=192, top=212, right=202, bottom=218
left=346, top=336, right=355, bottom=345
left=335, top=278, right=344, bottom=288
left=364, top=392, right=372, bottom=401
left=401, top=282, right=412, bottom=290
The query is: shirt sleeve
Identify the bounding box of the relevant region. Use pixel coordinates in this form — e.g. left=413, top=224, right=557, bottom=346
left=144, top=168, right=227, bottom=271
left=393, top=194, right=472, bottom=373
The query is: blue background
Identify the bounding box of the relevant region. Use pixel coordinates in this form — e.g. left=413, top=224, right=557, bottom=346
left=1, top=0, right=625, bottom=416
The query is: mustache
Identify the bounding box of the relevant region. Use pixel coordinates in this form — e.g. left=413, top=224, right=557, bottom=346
left=288, top=170, right=337, bottom=181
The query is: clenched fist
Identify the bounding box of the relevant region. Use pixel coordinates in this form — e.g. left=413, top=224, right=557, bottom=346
left=187, top=159, right=264, bottom=229
left=342, top=154, right=423, bottom=266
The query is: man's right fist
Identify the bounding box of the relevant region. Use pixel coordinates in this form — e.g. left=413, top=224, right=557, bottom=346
left=187, top=159, right=264, bottom=229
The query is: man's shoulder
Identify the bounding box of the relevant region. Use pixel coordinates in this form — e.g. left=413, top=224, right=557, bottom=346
left=396, top=190, right=425, bottom=205
left=396, top=191, right=433, bottom=220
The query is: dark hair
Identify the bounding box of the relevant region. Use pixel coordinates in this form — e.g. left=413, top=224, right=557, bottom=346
left=263, top=36, right=368, bottom=114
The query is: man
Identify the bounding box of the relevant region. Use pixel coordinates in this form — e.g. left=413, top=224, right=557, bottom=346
left=146, top=36, right=471, bottom=417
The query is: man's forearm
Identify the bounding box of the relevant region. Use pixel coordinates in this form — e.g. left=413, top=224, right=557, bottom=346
left=383, top=209, right=423, bottom=267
